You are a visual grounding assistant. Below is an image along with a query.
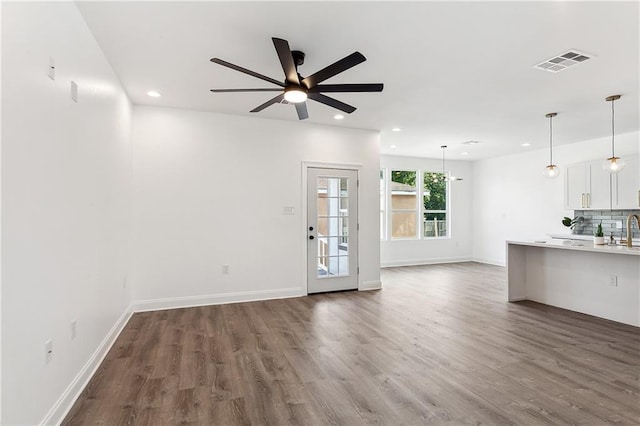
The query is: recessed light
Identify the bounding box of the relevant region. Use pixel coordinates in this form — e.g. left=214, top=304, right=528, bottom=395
left=461, top=152, right=469, bottom=155
left=334, top=114, right=345, bottom=120
left=390, top=145, right=397, bottom=149
left=521, top=143, right=531, bottom=147
left=147, top=90, right=161, bottom=98
left=391, top=127, right=402, bottom=132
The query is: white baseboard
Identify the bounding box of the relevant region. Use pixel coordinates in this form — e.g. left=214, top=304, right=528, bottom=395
left=380, top=256, right=472, bottom=268
left=40, top=305, right=133, bottom=426
left=472, top=257, right=506, bottom=267
left=132, top=287, right=304, bottom=312
left=359, top=280, right=382, bottom=290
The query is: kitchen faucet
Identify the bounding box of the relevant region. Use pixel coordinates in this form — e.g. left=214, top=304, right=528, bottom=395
left=626, top=214, right=640, bottom=248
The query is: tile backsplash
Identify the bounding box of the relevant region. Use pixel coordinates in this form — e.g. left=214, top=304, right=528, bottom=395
left=572, top=210, right=640, bottom=239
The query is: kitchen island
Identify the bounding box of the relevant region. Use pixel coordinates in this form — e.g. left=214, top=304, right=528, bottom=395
left=507, top=239, right=640, bottom=326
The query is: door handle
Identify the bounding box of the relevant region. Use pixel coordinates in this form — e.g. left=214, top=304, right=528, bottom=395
left=309, top=235, right=315, bottom=240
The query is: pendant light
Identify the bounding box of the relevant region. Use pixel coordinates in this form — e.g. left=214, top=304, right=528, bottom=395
left=603, top=95, right=625, bottom=173
left=543, top=112, right=560, bottom=179
left=440, top=145, right=463, bottom=181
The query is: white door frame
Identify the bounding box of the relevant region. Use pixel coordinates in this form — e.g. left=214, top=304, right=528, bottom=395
left=301, top=161, right=362, bottom=295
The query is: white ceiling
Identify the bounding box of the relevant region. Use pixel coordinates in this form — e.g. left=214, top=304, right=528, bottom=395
left=76, top=1, right=639, bottom=160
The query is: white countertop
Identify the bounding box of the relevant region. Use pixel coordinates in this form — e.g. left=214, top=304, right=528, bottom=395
left=508, top=239, right=640, bottom=256
left=548, top=233, right=640, bottom=244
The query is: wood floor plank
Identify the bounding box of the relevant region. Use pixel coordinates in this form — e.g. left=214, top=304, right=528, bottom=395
left=63, top=262, right=640, bottom=425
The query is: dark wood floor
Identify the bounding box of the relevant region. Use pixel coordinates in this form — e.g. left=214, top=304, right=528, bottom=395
left=63, top=262, right=640, bottom=425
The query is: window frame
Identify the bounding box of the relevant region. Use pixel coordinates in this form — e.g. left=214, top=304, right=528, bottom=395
left=381, top=168, right=451, bottom=241
left=422, top=171, right=450, bottom=239
left=389, top=169, right=419, bottom=240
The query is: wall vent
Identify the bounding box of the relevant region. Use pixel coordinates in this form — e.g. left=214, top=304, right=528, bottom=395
left=534, top=50, right=592, bottom=73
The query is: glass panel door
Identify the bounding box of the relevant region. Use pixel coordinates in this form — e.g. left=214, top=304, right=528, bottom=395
left=307, top=168, right=358, bottom=294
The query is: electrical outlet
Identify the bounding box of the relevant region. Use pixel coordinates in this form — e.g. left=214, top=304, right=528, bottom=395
left=71, top=320, right=77, bottom=340
left=45, top=339, right=53, bottom=364
left=616, top=221, right=623, bottom=229
left=607, top=275, right=618, bottom=287
left=122, top=278, right=127, bottom=289
left=222, top=265, right=229, bottom=274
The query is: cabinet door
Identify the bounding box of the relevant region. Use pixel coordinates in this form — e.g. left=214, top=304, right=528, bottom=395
left=587, top=161, right=612, bottom=209
left=565, top=163, right=587, bottom=209
left=613, top=155, right=640, bottom=209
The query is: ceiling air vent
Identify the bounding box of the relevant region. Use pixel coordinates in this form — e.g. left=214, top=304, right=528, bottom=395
left=461, top=140, right=481, bottom=145
left=534, top=50, right=592, bottom=73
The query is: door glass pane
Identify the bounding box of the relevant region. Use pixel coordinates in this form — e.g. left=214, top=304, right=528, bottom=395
left=317, top=176, right=350, bottom=278
left=339, top=256, right=349, bottom=275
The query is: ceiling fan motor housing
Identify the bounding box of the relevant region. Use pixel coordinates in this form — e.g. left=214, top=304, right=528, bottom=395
left=291, top=50, right=305, bottom=67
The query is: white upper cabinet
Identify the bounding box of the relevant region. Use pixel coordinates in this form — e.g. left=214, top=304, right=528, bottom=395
left=566, top=155, right=640, bottom=210
left=612, top=155, right=640, bottom=209
left=587, top=160, right=613, bottom=209
left=565, top=163, right=588, bottom=210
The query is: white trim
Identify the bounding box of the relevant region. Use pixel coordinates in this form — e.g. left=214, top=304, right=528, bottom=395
left=472, top=257, right=506, bottom=267
left=360, top=280, right=382, bottom=290
left=302, top=160, right=362, bottom=171
left=132, top=287, right=303, bottom=312
left=381, top=256, right=472, bottom=268
left=40, top=306, right=133, bottom=426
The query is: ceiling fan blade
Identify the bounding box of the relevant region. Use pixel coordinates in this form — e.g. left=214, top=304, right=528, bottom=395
left=250, top=93, right=285, bottom=113
left=310, top=83, right=384, bottom=93
left=210, top=58, right=285, bottom=87
left=211, top=88, right=283, bottom=93
left=295, top=102, right=309, bottom=120
left=308, top=93, right=356, bottom=114
left=301, top=52, right=366, bottom=89
left=272, top=38, right=300, bottom=85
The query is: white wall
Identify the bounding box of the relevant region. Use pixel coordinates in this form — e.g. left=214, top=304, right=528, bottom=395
left=380, top=155, right=473, bottom=266
left=1, top=3, right=132, bottom=425
left=131, top=106, right=380, bottom=309
left=472, top=131, right=640, bottom=265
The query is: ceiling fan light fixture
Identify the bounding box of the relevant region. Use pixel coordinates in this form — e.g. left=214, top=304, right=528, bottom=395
left=284, top=87, right=307, bottom=103
left=603, top=95, right=625, bottom=173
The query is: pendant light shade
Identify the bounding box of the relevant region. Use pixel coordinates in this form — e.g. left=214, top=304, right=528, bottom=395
left=603, top=95, right=625, bottom=173
left=543, top=112, right=560, bottom=179
left=440, top=145, right=463, bottom=181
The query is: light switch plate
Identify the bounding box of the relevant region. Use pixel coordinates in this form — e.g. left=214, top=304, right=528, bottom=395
left=283, top=206, right=295, bottom=215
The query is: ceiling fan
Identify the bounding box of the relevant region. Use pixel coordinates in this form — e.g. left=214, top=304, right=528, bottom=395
left=210, top=37, right=384, bottom=120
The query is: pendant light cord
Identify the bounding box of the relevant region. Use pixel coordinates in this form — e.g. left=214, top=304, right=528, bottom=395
left=549, top=115, right=553, bottom=165
left=611, top=98, right=615, bottom=158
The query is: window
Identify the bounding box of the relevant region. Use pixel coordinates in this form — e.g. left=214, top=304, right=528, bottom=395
left=390, top=170, right=418, bottom=239
left=380, top=169, right=450, bottom=240
left=423, top=172, right=447, bottom=237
